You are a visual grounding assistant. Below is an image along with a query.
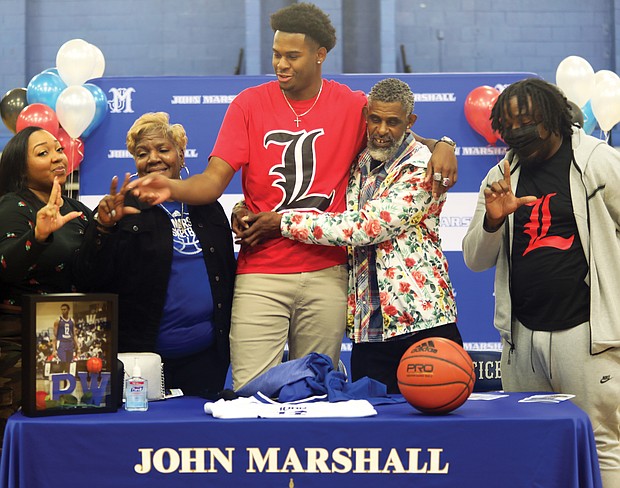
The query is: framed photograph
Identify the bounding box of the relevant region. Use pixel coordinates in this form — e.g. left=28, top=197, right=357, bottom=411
left=22, top=293, right=119, bottom=417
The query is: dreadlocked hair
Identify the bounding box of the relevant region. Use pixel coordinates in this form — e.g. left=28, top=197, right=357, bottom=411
left=490, top=78, right=574, bottom=140
left=270, top=3, right=336, bottom=52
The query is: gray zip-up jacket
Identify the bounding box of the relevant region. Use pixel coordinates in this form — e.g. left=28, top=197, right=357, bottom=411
left=462, top=128, right=620, bottom=354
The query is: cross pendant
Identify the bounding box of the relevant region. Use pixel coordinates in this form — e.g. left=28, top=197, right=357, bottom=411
left=294, top=116, right=301, bottom=127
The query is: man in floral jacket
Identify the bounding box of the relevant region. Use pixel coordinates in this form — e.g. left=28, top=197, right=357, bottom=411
left=236, top=78, right=460, bottom=392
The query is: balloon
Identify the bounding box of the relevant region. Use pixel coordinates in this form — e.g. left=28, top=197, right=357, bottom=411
left=590, top=77, right=620, bottom=132
left=594, top=69, right=620, bottom=88
left=0, top=87, right=28, bottom=133
left=55, top=85, right=96, bottom=139
left=56, top=39, right=96, bottom=86
left=464, top=85, right=501, bottom=145
left=81, top=83, right=108, bottom=138
left=56, top=127, right=84, bottom=173
left=555, top=56, right=595, bottom=108
left=89, top=44, right=105, bottom=79
left=26, top=71, right=67, bottom=110
left=580, top=100, right=597, bottom=135
left=42, top=67, right=59, bottom=76
left=15, top=103, right=59, bottom=135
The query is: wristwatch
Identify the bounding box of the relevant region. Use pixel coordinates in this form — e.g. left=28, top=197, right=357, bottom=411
left=435, top=136, right=457, bottom=149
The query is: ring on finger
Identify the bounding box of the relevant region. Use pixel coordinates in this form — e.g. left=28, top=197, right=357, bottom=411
left=433, top=172, right=442, bottom=182
left=442, top=177, right=451, bottom=187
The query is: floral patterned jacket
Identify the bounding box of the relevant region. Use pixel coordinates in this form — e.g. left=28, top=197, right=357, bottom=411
left=281, top=132, right=457, bottom=343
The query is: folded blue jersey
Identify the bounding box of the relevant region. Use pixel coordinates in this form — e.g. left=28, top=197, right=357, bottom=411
left=236, top=352, right=403, bottom=406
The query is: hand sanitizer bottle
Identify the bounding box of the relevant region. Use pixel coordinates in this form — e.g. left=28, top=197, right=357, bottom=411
left=125, top=362, right=148, bottom=411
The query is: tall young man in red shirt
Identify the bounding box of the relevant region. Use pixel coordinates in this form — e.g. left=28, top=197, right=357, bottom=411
left=129, top=3, right=458, bottom=390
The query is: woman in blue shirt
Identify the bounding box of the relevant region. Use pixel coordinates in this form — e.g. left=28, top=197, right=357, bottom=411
left=78, top=113, right=236, bottom=398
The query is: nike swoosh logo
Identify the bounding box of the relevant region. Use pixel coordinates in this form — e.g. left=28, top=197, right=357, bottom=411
left=600, top=375, right=612, bottom=384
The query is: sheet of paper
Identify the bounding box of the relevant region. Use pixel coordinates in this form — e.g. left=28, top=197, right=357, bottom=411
left=468, top=393, right=509, bottom=401
left=518, top=394, right=575, bottom=403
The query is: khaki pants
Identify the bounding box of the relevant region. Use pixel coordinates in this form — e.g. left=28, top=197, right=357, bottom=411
left=230, top=265, right=347, bottom=391
left=501, top=319, right=620, bottom=488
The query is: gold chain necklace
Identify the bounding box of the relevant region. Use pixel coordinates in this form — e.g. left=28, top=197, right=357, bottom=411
left=281, top=81, right=324, bottom=127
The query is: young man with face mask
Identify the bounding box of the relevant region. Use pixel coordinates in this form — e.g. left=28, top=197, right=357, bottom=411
left=462, top=78, right=620, bottom=487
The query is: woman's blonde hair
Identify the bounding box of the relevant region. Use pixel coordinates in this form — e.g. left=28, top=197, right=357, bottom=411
left=125, top=112, right=188, bottom=158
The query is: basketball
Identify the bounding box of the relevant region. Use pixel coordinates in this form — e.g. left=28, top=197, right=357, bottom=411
left=86, top=357, right=103, bottom=374
left=397, top=337, right=475, bottom=414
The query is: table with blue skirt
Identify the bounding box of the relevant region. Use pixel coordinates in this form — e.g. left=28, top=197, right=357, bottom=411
left=0, top=391, right=602, bottom=488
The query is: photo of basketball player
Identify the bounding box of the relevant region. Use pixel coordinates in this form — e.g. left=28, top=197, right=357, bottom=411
left=51, top=304, right=78, bottom=374
left=24, top=295, right=119, bottom=416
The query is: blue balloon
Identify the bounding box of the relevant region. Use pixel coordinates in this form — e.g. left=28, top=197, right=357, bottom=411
left=42, top=67, right=59, bottom=76
left=81, top=83, right=109, bottom=138
left=26, top=71, right=67, bottom=110
left=581, top=100, right=597, bottom=135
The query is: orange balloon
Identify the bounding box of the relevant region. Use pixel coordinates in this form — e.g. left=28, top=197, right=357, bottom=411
left=464, top=86, right=501, bottom=145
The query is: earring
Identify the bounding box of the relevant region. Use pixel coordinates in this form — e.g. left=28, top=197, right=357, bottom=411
left=317, top=61, right=321, bottom=64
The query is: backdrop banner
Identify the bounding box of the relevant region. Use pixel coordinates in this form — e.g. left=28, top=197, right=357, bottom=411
left=81, top=72, right=538, bottom=355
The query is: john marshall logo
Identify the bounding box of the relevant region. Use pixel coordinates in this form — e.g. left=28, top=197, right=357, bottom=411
left=108, top=87, right=135, bottom=113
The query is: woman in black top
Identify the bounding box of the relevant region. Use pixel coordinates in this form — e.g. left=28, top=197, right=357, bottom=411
left=0, top=126, right=93, bottom=443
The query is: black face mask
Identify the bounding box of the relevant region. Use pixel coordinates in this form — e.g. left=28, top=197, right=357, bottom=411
left=502, top=124, right=547, bottom=164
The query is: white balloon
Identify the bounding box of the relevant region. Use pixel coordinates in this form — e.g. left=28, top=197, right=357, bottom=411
left=56, top=86, right=96, bottom=139
left=56, top=39, right=97, bottom=86
left=89, top=44, right=106, bottom=80
left=555, top=56, right=595, bottom=108
left=594, top=69, right=620, bottom=88
left=590, top=77, right=620, bottom=132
